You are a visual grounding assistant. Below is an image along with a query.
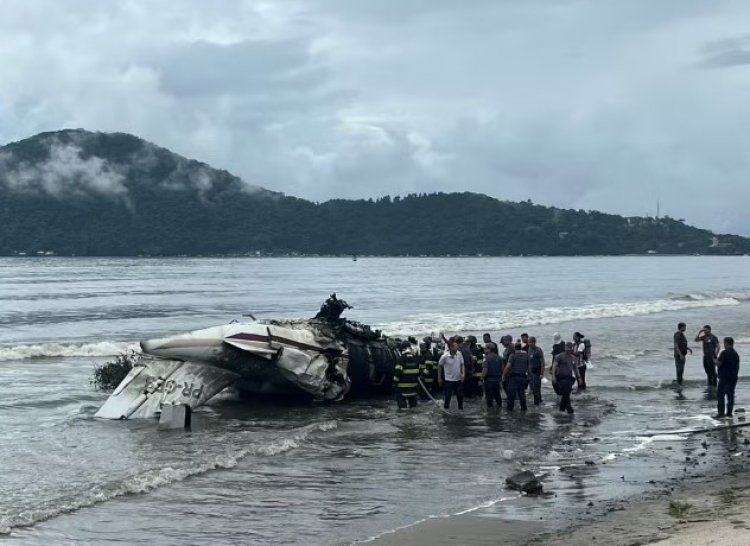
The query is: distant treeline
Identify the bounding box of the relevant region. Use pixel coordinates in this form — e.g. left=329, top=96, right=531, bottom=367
left=1, top=129, right=749, bottom=257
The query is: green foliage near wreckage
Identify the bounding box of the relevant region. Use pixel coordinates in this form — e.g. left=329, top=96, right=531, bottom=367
left=2, top=129, right=750, bottom=257
left=91, top=351, right=136, bottom=392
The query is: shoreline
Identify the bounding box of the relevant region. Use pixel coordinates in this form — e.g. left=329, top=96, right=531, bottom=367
left=525, top=468, right=750, bottom=546
left=366, top=436, right=750, bottom=546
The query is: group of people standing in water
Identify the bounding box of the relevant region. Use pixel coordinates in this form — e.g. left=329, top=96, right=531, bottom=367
left=674, top=322, right=741, bottom=418
left=394, top=321, right=741, bottom=419
left=392, top=331, right=591, bottom=414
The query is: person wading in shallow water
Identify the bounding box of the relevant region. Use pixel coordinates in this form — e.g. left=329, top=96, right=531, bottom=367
left=480, top=342, right=503, bottom=408
left=695, top=325, right=720, bottom=388
left=673, top=322, right=692, bottom=385
left=438, top=341, right=465, bottom=410
left=552, top=342, right=580, bottom=414
left=527, top=336, right=546, bottom=405
left=499, top=335, right=513, bottom=394
left=457, top=336, right=477, bottom=399
left=715, top=337, right=740, bottom=418
left=503, top=342, right=529, bottom=412
left=573, top=332, right=589, bottom=390
left=393, top=341, right=420, bottom=409
left=550, top=333, right=565, bottom=394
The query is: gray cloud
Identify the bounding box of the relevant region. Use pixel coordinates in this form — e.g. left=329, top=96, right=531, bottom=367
left=1, top=0, right=750, bottom=234
left=698, top=35, right=750, bottom=67
left=156, top=39, right=326, bottom=98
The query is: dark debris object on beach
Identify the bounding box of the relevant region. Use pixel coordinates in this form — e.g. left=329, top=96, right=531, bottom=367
left=506, top=471, right=543, bottom=495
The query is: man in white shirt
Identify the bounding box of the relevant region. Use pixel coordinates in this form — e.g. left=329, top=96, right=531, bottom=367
left=438, top=341, right=465, bottom=410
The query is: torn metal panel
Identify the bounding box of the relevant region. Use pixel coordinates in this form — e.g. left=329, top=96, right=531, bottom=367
left=95, top=358, right=239, bottom=420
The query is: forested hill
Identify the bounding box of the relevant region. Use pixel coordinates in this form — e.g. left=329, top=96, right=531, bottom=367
left=1, top=129, right=748, bottom=257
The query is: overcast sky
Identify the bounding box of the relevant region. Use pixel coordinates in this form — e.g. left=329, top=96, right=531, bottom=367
left=2, top=1, right=750, bottom=234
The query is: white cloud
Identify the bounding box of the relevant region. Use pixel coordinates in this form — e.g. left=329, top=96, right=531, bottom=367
left=2, top=140, right=127, bottom=198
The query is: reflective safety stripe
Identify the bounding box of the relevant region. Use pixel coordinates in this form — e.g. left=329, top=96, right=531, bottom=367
left=397, top=357, right=421, bottom=392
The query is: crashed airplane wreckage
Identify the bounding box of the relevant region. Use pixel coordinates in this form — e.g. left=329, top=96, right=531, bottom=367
left=95, top=295, right=401, bottom=420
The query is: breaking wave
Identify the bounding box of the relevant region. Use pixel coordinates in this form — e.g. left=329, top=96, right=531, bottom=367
left=380, top=295, right=742, bottom=335
left=0, top=420, right=337, bottom=534
left=671, top=290, right=750, bottom=302
left=0, top=341, right=140, bottom=362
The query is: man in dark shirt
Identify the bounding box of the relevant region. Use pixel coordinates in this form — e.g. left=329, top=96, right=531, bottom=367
left=482, top=332, right=498, bottom=354
left=503, top=342, right=529, bottom=411
left=520, top=333, right=529, bottom=352
left=481, top=342, right=503, bottom=408
left=695, top=325, right=720, bottom=387
left=500, top=335, right=513, bottom=394
left=456, top=337, right=476, bottom=398
left=551, top=333, right=565, bottom=360
left=527, top=336, right=546, bottom=405
left=550, top=333, right=565, bottom=390
left=715, top=337, right=740, bottom=418
left=673, top=322, right=692, bottom=385
left=552, top=342, right=580, bottom=414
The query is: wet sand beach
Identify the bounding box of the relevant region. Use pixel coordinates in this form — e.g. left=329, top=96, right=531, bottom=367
left=530, top=469, right=750, bottom=546
left=369, top=421, right=750, bottom=546
left=369, top=469, right=750, bottom=546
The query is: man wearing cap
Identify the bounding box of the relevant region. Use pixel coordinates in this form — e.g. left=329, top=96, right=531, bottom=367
left=551, top=332, right=564, bottom=366
left=550, top=333, right=565, bottom=394
left=695, top=325, right=720, bottom=387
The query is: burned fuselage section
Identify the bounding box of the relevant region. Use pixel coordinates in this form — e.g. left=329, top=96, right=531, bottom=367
left=96, top=295, right=400, bottom=420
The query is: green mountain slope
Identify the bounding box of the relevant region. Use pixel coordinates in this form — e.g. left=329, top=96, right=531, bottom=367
left=0, top=129, right=747, bottom=256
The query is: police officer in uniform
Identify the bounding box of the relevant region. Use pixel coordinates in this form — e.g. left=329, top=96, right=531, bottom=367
left=499, top=335, right=514, bottom=395
left=503, top=342, right=529, bottom=411
left=552, top=342, right=580, bottom=414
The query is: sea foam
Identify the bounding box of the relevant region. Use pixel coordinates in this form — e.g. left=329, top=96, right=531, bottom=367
left=0, top=341, right=140, bottom=362
left=380, top=294, right=741, bottom=335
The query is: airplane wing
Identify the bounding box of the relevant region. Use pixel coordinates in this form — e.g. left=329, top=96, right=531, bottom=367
left=95, top=357, right=240, bottom=420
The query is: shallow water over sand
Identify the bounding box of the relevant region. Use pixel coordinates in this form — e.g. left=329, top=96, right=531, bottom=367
left=1, top=256, right=749, bottom=544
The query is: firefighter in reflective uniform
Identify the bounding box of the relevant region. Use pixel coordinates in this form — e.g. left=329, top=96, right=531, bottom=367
left=394, top=340, right=420, bottom=409
left=469, top=335, right=485, bottom=397
left=419, top=339, right=437, bottom=398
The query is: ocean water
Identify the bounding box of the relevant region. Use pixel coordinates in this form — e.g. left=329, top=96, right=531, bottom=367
left=1, top=256, right=749, bottom=545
